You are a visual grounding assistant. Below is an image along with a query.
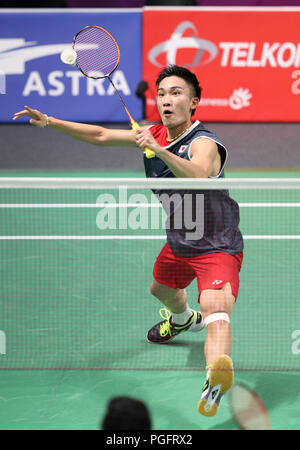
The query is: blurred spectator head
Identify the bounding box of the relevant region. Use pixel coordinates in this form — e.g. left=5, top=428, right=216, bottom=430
left=101, top=396, right=152, bottom=430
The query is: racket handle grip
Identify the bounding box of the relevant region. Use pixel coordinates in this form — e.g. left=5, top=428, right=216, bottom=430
left=131, top=122, right=155, bottom=159
left=144, top=147, right=156, bottom=159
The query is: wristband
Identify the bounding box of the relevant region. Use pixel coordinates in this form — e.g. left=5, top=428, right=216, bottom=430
left=44, top=115, right=49, bottom=128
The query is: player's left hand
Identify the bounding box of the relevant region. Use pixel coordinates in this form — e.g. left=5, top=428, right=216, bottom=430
left=135, top=128, right=163, bottom=156
left=13, top=106, right=48, bottom=128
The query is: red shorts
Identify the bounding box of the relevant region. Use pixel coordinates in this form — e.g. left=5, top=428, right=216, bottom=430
left=153, top=243, right=243, bottom=301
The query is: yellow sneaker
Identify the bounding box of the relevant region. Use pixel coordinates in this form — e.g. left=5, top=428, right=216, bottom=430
left=147, top=308, right=204, bottom=344
left=198, top=355, right=234, bottom=417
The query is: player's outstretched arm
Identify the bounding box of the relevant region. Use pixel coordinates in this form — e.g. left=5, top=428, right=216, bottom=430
left=13, top=106, right=137, bottom=147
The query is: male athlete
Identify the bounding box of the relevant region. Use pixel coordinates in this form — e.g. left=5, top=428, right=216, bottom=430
left=13, top=65, right=243, bottom=417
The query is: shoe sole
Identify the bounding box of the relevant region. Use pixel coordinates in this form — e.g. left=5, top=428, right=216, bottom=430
left=198, top=355, right=234, bottom=417
left=146, top=335, right=175, bottom=344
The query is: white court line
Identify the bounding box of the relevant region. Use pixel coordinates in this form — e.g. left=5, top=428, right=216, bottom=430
left=0, top=204, right=298, bottom=239
left=239, top=203, right=300, bottom=207
left=0, top=236, right=299, bottom=240
left=0, top=203, right=161, bottom=208
left=0, top=236, right=166, bottom=240
left=244, top=236, right=300, bottom=239
left=0, top=177, right=300, bottom=190
left=0, top=203, right=300, bottom=208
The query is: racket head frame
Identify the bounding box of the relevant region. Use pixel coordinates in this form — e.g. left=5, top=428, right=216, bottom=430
left=228, top=382, right=271, bottom=430
left=71, top=25, right=154, bottom=157
left=72, top=25, right=120, bottom=79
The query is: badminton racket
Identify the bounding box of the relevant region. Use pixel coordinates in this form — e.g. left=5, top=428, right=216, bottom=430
left=229, top=383, right=271, bottom=430
left=72, top=25, right=155, bottom=159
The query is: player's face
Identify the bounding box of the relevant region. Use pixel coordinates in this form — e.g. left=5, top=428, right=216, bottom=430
left=156, top=76, right=198, bottom=130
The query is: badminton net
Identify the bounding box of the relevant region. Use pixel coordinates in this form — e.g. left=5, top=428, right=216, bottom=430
left=0, top=177, right=299, bottom=371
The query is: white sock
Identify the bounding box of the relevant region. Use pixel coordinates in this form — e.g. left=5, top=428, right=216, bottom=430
left=171, top=307, right=193, bottom=325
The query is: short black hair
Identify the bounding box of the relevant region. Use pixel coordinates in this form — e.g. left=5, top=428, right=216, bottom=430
left=101, top=396, right=151, bottom=430
left=155, top=65, right=202, bottom=115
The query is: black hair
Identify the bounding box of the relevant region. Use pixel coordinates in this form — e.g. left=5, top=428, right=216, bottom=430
left=155, top=65, right=202, bottom=115
left=101, top=396, right=151, bottom=430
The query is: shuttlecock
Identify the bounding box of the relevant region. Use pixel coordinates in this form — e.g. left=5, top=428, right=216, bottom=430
left=60, top=48, right=77, bottom=66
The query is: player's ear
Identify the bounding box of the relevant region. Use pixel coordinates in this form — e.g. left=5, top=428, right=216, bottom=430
left=191, top=97, right=200, bottom=110
left=190, top=97, right=200, bottom=115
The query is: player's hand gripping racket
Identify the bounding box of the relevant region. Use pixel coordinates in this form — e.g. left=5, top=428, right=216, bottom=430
left=72, top=25, right=155, bottom=159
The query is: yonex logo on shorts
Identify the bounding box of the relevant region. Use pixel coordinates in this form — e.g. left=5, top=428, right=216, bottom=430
left=212, top=280, right=223, bottom=286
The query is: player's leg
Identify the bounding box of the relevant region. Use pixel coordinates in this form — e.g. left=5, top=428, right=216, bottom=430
left=149, top=280, right=188, bottom=314
left=147, top=280, right=204, bottom=343
left=185, top=250, right=243, bottom=416
left=197, top=282, right=235, bottom=417
left=195, top=251, right=243, bottom=416
left=201, top=282, right=235, bottom=367
left=147, top=244, right=204, bottom=343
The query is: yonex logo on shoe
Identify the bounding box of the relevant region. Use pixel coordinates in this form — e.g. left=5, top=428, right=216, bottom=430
left=212, top=280, right=223, bottom=285
left=211, top=389, right=218, bottom=400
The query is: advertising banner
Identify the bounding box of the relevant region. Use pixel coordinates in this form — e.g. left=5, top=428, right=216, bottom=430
left=0, top=10, right=142, bottom=122
left=143, top=8, right=300, bottom=122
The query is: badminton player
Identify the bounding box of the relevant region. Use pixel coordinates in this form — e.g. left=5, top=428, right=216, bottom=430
left=13, top=65, right=244, bottom=417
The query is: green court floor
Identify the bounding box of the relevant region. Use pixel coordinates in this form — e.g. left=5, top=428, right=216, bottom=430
left=0, top=369, right=299, bottom=430
left=0, top=169, right=299, bottom=430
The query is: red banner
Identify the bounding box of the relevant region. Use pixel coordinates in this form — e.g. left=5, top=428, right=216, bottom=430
left=143, top=8, right=300, bottom=122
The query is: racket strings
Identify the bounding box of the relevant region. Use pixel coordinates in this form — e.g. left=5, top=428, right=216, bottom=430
left=74, top=27, right=119, bottom=78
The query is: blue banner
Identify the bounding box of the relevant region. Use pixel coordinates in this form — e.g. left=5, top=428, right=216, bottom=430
left=0, top=10, right=142, bottom=122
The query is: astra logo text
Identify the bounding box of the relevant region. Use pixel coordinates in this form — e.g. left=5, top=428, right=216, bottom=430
left=0, top=39, right=131, bottom=97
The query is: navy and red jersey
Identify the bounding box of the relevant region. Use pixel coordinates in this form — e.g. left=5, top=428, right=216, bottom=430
left=143, top=120, right=244, bottom=257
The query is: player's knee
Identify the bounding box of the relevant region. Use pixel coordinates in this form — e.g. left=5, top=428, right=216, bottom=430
left=149, top=281, right=156, bottom=297
left=149, top=280, right=178, bottom=301
left=220, top=282, right=235, bottom=313
left=200, top=282, right=235, bottom=317
left=150, top=280, right=162, bottom=298
left=204, top=312, right=230, bottom=327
